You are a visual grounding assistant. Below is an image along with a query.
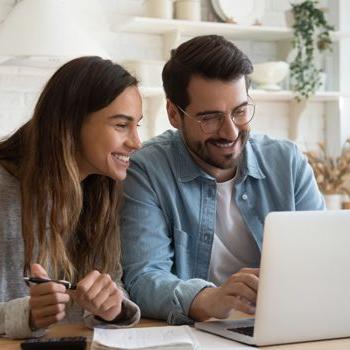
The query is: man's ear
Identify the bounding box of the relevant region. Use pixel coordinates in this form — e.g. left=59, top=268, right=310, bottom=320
left=167, top=99, right=182, bottom=130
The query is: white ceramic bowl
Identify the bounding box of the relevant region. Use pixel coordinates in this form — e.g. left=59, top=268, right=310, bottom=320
left=250, top=61, right=289, bottom=91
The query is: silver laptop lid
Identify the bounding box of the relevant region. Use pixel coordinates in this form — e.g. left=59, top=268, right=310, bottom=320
left=254, top=210, right=350, bottom=346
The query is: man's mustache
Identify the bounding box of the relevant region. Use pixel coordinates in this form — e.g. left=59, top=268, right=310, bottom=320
left=206, top=130, right=249, bottom=145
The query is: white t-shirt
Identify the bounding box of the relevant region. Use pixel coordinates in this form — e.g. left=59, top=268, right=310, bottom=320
left=208, top=178, right=260, bottom=286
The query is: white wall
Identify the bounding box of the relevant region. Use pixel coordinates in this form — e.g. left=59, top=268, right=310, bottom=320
left=0, top=0, right=338, bottom=151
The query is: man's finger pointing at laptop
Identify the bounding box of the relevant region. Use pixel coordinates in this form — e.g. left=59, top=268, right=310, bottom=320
left=189, top=268, right=259, bottom=321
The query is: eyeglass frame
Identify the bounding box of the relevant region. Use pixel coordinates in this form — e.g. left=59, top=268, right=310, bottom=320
left=175, top=98, right=255, bottom=134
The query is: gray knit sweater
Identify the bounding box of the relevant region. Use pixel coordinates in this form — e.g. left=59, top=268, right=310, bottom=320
left=0, top=165, right=140, bottom=339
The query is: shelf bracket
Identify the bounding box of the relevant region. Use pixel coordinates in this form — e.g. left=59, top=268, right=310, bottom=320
left=144, top=95, right=166, bottom=138
left=163, top=30, right=181, bottom=60
left=288, top=99, right=307, bottom=141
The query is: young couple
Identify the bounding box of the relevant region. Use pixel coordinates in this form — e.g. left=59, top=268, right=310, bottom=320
left=0, top=35, right=324, bottom=338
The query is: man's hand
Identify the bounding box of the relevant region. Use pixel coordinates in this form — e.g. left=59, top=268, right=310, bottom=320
left=68, top=270, right=124, bottom=322
left=29, top=264, right=70, bottom=329
left=189, top=268, right=259, bottom=321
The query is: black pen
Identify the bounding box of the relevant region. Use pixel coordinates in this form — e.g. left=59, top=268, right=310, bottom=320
left=23, top=276, right=76, bottom=290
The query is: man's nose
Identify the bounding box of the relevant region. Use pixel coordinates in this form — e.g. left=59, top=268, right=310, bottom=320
left=217, top=115, right=240, bottom=140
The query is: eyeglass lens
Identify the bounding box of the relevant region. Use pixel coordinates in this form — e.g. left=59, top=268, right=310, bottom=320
left=199, top=104, right=255, bottom=133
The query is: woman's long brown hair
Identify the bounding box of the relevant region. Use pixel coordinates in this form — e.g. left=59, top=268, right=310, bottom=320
left=0, top=56, right=137, bottom=282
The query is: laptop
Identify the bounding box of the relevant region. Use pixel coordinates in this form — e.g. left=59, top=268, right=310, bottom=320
left=195, top=210, right=350, bottom=346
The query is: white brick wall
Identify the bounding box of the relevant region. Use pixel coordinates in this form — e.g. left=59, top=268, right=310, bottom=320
left=0, top=0, right=335, bottom=151
left=0, top=65, right=51, bottom=137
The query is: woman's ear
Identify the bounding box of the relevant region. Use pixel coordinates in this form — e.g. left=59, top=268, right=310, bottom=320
left=167, top=100, right=182, bottom=130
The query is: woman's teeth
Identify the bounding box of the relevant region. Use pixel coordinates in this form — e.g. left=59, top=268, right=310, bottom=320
left=112, top=153, right=130, bottom=163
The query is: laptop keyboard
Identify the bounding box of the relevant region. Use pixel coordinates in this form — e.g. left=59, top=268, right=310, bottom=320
left=227, top=326, right=254, bottom=337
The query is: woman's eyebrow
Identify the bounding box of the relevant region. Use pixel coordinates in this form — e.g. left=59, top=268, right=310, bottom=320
left=108, top=114, right=133, bottom=121
left=108, top=114, right=143, bottom=122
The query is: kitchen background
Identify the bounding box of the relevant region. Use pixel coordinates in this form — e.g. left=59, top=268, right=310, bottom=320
left=0, top=0, right=349, bottom=158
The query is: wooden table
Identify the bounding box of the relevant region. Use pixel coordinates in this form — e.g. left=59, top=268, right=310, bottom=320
left=0, top=319, right=166, bottom=350
left=1, top=316, right=350, bottom=349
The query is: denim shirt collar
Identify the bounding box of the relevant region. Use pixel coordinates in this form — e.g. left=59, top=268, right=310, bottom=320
left=174, top=131, right=213, bottom=182
left=243, top=138, right=266, bottom=180
left=174, top=131, right=265, bottom=182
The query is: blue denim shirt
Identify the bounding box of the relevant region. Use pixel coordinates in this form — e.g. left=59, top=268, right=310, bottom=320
left=120, top=130, right=325, bottom=325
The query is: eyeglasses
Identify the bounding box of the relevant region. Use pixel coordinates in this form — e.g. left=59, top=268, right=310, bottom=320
left=176, top=101, right=255, bottom=134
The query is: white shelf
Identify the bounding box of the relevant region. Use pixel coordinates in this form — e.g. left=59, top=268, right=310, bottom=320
left=333, top=31, right=350, bottom=40
left=140, top=86, right=346, bottom=102
left=251, top=90, right=346, bottom=102
left=114, top=16, right=350, bottom=42
left=114, top=16, right=292, bottom=41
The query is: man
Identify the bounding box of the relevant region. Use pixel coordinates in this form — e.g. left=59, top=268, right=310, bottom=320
left=120, top=35, right=325, bottom=324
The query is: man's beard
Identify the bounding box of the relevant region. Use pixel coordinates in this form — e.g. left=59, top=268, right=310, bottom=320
left=183, top=129, right=250, bottom=170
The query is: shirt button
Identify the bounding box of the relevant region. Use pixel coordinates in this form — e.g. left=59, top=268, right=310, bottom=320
left=241, top=194, right=248, bottom=200
left=203, top=234, right=210, bottom=242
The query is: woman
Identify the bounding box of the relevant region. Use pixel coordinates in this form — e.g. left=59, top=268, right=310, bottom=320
left=0, top=56, right=142, bottom=338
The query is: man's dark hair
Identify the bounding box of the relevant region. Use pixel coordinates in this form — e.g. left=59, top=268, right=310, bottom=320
left=162, top=35, right=253, bottom=110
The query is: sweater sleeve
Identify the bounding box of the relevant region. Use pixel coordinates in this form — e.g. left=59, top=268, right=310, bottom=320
left=82, top=279, right=140, bottom=328
left=83, top=297, right=141, bottom=329
left=0, top=297, right=45, bottom=339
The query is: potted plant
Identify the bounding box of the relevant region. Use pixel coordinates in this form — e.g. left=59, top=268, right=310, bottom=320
left=305, top=140, right=350, bottom=209
left=288, top=0, right=334, bottom=100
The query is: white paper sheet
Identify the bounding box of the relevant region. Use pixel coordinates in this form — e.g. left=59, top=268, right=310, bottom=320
left=92, top=326, right=200, bottom=350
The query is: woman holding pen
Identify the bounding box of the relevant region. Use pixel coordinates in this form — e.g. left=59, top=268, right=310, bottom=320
left=0, top=56, right=142, bottom=338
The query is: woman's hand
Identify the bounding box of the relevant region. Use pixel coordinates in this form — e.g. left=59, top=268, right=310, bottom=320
left=29, top=264, right=70, bottom=329
left=68, top=270, right=124, bottom=322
